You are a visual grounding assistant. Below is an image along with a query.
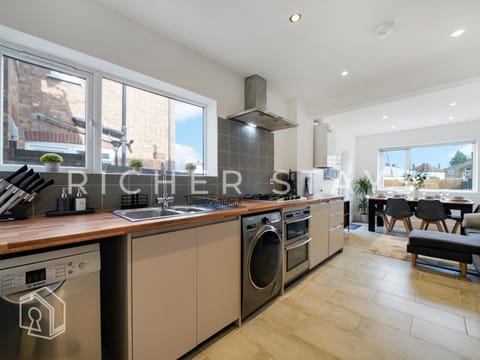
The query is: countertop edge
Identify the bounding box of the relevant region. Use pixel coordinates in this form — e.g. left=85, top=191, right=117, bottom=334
left=0, top=196, right=344, bottom=256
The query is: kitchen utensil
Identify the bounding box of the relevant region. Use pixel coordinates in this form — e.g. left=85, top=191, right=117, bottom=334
left=0, top=164, right=28, bottom=192
left=0, top=179, right=54, bottom=215
left=0, top=169, right=35, bottom=204
left=24, top=178, right=45, bottom=193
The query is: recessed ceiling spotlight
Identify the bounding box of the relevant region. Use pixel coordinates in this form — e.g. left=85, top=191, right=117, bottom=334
left=382, top=115, right=388, bottom=119
left=372, top=20, right=395, bottom=39
left=448, top=116, right=454, bottom=120
left=450, top=102, right=457, bottom=107
left=289, top=13, right=302, bottom=23
left=450, top=28, right=466, bottom=37
left=391, top=125, right=396, bottom=129
left=341, top=71, right=349, bottom=77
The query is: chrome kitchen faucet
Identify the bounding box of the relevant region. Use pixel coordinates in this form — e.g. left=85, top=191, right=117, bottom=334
left=157, top=160, right=174, bottom=208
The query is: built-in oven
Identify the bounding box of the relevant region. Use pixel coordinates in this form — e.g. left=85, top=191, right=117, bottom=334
left=283, top=206, right=311, bottom=285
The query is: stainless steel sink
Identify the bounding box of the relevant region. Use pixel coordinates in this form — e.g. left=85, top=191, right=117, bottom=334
left=113, top=205, right=210, bottom=222
left=169, top=206, right=208, bottom=213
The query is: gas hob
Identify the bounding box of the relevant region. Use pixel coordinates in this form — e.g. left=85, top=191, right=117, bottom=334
left=243, top=193, right=307, bottom=202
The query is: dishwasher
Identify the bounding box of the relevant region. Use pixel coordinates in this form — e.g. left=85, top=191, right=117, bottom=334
left=0, top=243, right=101, bottom=360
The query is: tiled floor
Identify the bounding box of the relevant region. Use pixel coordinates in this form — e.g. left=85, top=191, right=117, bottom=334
left=189, top=227, right=480, bottom=360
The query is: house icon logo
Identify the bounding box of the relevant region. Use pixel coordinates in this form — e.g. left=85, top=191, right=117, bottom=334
left=19, top=286, right=66, bottom=340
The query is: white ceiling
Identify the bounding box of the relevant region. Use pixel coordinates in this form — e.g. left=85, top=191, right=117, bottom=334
left=324, top=78, right=480, bottom=136
left=92, top=0, right=480, bottom=134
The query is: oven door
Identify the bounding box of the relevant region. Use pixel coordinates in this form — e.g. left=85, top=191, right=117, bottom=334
left=284, top=236, right=311, bottom=285
left=284, top=214, right=311, bottom=243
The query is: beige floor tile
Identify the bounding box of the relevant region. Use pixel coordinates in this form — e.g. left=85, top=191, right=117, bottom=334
left=354, top=317, right=466, bottom=360
left=411, top=318, right=480, bottom=359
left=190, top=329, right=274, bottom=360
left=240, top=318, right=338, bottom=360
left=294, top=316, right=401, bottom=360
left=415, top=294, right=480, bottom=322
left=328, top=290, right=413, bottom=332
left=256, top=299, right=309, bottom=333
left=351, top=273, right=417, bottom=300
left=285, top=288, right=362, bottom=332
left=465, top=317, right=480, bottom=340
left=373, top=291, right=467, bottom=334
left=383, top=271, right=420, bottom=286
left=419, top=269, right=480, bottom=290
left=313, top=275, right=376, bottom=300
left=322, top=260, right=388, bottom=280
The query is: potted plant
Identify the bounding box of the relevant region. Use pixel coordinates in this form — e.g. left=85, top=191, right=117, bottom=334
left=130, top=159, right=144, bottom=172
left=354, top=176, right=374, bottom=223
left=404, top=172, right=427, bottom=199
left=185, top=163, right=197, bottom=175
left=40, top=153, right=64, bottom=172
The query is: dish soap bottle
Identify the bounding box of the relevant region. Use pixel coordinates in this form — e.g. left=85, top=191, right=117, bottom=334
left=57, top=187, right=71, bottom=211
left=74, top=187, right=86, bottom=211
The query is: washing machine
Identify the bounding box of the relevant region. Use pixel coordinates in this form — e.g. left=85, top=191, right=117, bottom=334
left=242, top=211, right=283, bottom=319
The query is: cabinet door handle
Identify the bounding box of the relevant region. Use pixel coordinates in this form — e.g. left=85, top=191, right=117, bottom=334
left=285, top=237, right=312, bottom=251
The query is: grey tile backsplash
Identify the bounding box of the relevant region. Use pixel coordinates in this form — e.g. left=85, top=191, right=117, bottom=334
left=0, top=118, right=274, bottom=216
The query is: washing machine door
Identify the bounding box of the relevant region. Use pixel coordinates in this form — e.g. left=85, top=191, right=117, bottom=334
left=248, top=226, right=282, bottom=289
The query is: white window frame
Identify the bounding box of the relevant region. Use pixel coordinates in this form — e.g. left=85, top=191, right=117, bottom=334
left=0, top=46, right=95, bottom=172
left=100, top=74, right=207, bottom=174
left=378, top=140, right=477, bottom=192
left=0, top=26, right=218, bottom=175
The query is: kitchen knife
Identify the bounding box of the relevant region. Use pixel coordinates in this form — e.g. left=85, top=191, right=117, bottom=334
left=0, top=169, right=34, bottom=203
left=0, top=179, right=54, bottom=215
left=0, top=165, right=28, bottom=192
left=0, top=172, right=39, bottom=209
left=25, top=178, right=45, bottom=194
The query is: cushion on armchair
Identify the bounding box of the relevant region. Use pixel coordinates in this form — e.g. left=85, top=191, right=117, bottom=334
left=462, top=213, right=480, bottom=229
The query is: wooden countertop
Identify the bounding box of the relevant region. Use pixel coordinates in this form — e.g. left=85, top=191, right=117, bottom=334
left=0, top=195, right=343, bottom=256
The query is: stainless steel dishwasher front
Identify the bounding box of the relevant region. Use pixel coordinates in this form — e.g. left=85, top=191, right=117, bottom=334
left=0, top=243, right=101, bottom=360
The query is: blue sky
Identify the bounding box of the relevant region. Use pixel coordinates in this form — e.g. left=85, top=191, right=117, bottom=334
left=174, top=100, right=204, bottom=170
left=384, top=143, right=473, bottom=170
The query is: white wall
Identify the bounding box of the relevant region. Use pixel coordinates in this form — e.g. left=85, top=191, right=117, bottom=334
left=355, top=119, right=480, bottom=204
left=0, top=0, right=281, bottom=119
left=274, top=100, right=313, bottom=170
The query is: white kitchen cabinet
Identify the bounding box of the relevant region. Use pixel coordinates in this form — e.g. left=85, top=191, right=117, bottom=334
left=309, top=202, right=329, bottom=268
left=130, top=219, right=240, bottom=360
left=328, top=200, right=344, bottom=255
left=132, top=228, right=197, bottom=360
left=197, top=221, right=240, bottom=344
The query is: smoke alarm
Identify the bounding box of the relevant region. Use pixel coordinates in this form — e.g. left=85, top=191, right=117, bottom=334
left=372, top=21, right=395, bottom=39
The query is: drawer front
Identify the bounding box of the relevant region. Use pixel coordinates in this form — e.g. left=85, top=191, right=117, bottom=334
left=329, top=200, right=344, bottom=214
left=329, top=212, right=344, bottom=228
left=328, top=225, right=344, bottom=255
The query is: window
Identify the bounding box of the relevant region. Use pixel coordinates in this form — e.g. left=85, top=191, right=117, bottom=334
left=0, top=33, right=216, bottom=174
left=1, top=53, right=91, bottom=168
left=101, top=79, right=204, bottom=173
left=379, top=142, right=475, bottom=190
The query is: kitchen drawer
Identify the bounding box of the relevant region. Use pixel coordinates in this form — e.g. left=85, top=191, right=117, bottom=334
left=328, top=225, right=344, bottom=256
left=329, top=200, right=344, bottom=214
left=329, top=212, right=344, bottom=228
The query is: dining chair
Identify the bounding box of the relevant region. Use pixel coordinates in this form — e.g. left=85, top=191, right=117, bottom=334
left=415, top=199, right=449, bottom=232
left=385, top=198, right=413, bottom=234
left=374, top=205, right=389, bottom=233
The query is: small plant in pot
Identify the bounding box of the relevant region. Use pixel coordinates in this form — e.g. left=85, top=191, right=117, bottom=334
left=40, top=153, right=63, bottom=172
left=185, top=163, right=197, bottom=174
left=354, top=175, right=374, bottom=223
left=129, top=159, right=144, bottom=172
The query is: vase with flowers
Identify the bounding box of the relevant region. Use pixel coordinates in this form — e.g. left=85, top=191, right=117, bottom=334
left=404, top=172, right=427, bottom=199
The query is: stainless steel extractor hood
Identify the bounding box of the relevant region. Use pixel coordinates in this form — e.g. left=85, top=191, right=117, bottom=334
left=227, top=75, right=297, bottom=131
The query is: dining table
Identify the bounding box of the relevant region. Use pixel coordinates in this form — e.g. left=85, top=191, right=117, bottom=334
left=367, top=196, right=475, bottom=234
